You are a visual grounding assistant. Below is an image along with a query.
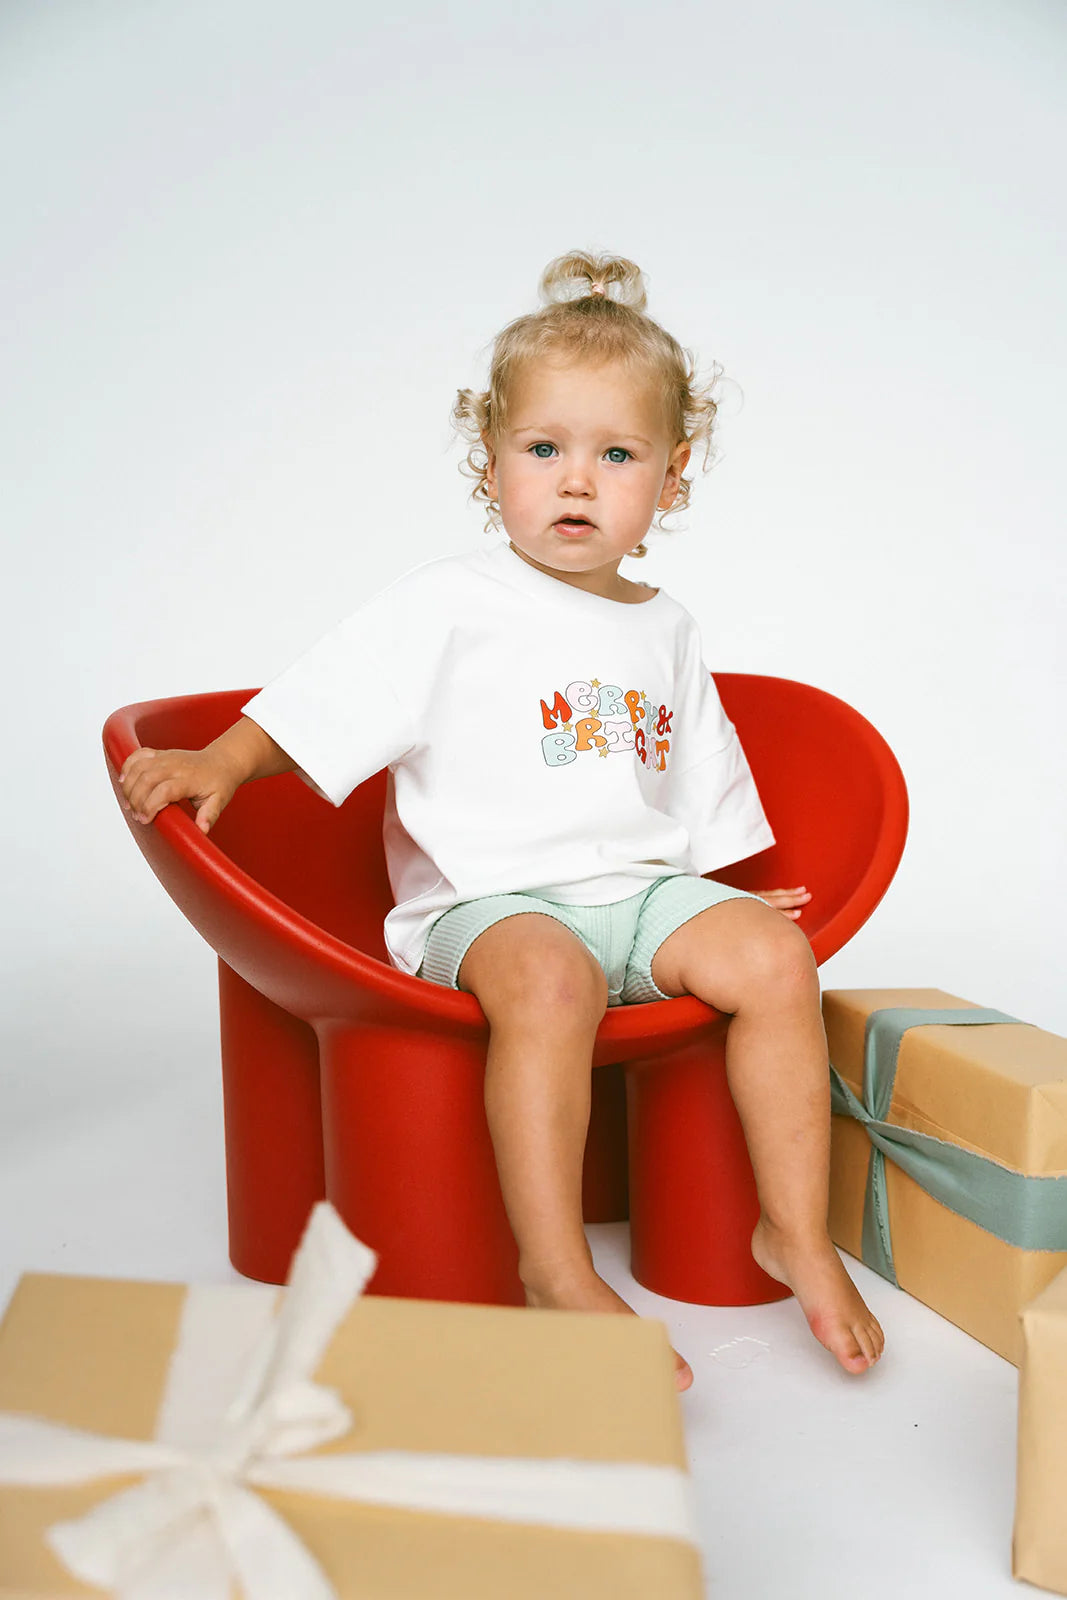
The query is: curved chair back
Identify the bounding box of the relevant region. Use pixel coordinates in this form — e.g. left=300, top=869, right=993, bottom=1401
left=104, top=674, right=907, bottom=999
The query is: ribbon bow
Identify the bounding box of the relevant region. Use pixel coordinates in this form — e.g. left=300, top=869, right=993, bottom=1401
left=0, top=1204, right=698, bottom=1599
left=828, top=1006, right=1067, bottom=1285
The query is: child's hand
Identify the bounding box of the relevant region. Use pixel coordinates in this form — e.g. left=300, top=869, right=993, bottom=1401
left=118, top=746, right=239, bottom=835
left=754, top=885, right=812, bottom=920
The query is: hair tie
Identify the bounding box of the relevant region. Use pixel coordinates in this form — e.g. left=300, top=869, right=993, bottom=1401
left=589, top=280, right=607, bottom=297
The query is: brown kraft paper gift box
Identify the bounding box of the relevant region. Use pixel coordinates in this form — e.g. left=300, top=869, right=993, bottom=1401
left=1014, top=1264, right=1067, bottom=1594
left=823, top=987, right=1067, bottom=1365
left=0, top=1267, right=704, bottom=1599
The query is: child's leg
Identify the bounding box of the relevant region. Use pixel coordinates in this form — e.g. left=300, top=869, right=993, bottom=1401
left=649, top=897, right=884, bottom=1373
left=460, top=911, right=606, bottom=1287
left=457, top=911, right=695, bottom=1391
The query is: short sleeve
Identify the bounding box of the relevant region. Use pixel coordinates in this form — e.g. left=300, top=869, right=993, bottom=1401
left=241, top=590, right=418, bottom=808
left=665, top=738, right=776, bottom=874
left=662, top=614, right=775, bottom=872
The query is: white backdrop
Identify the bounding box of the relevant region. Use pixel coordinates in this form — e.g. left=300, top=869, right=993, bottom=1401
left=3, top=0, right=1064, bottom=1189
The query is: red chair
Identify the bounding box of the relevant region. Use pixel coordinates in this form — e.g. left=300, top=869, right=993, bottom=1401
left=102, top=675, right=907, bottom=1308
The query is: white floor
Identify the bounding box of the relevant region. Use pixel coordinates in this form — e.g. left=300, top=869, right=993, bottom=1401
left=0, top=967, right=1032, bottom=1600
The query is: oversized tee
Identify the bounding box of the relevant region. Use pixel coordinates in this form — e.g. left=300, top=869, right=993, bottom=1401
left=241, top=539, right=775, bottom=977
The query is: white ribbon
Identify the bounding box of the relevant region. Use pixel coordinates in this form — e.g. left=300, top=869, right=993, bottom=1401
left=0, top=1203, right=699, bottom=1599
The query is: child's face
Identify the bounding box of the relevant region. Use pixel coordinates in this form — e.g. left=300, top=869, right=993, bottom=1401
left=483, top=357, right=690, bottom=599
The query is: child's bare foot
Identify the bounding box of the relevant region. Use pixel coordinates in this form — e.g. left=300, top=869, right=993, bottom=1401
left=751, top=1217, right=884, bottom=1374
left=524, top=1268, right=694, bottom=1392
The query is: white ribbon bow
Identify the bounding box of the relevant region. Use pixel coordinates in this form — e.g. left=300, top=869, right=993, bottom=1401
left=0, top=1203, right=698, bottom=1599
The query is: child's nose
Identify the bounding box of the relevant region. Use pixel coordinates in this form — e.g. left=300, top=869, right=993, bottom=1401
left=558, top=450, right=597, bottom=483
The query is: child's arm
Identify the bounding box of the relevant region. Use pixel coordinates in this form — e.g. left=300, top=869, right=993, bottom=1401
left=118, top=715, right=301, bottom=835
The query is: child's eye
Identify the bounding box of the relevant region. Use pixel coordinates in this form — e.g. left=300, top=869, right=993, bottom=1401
left=527, top=443, right=633, bottom=463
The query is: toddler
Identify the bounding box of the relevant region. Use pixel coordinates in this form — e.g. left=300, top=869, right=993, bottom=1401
left=119, top=249, right=884, bottom=1392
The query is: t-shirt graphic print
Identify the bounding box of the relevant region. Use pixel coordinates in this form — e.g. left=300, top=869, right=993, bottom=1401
left=540, top=678, right=675, bottom=773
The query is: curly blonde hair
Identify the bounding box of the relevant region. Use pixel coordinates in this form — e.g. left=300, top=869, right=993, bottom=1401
left=451, top=249, right=728, bottom=551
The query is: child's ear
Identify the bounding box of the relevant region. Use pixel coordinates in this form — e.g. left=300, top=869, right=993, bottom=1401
left=659, top=442, right=690, bottom=507
left=481, top=432, right=498, bottom=496
left=672, top=441, right=691, bottom=480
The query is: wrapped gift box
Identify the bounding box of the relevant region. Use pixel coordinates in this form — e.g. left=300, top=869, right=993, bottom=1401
left=824, top=987, right=1067, bottom=1365
left=0, top=1205, right=703, bottom=1598
left=1014, top=1264, right=1067, bottom=1594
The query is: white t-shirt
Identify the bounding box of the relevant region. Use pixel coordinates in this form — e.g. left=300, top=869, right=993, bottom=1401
left=242, top=540, right=775, bottom=977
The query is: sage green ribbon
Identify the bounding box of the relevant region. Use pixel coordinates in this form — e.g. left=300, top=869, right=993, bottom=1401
left=828, top=1007, right=1067, bottom=1285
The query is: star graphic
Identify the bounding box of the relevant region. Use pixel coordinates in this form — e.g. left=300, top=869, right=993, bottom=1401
left=563, top=722, right=573, bottom=733
left=590, top=677, right=601, bottom=688
left=599, top=747, right=609, bottom=758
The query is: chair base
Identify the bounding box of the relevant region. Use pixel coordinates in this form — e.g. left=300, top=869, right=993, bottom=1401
left=218, top=962, right=789, bottom=1309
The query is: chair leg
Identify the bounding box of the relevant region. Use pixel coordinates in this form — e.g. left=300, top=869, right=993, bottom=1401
left=218, top=961, right=325, bottom=1284
left=317, top=1021, right=525, bottom=1307
left=625, top=1031, right=792, bottom=1306
left=582, top=1061, right=630, bottom=1223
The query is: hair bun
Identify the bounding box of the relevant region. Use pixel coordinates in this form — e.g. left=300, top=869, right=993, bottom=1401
left=538, top=250, right=648, bottom=312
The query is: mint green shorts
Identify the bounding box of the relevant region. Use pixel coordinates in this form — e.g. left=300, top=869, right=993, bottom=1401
left=417, top=873, right=765, bottom=1007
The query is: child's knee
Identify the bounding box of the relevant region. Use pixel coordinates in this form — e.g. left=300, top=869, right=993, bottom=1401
left=459, top=913, right=608, bottom=1022
left=739, top=916, right=818, bottom=999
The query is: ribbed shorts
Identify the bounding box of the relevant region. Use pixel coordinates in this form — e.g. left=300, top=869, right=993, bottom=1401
left=417, top=872, right=765, bottom=1007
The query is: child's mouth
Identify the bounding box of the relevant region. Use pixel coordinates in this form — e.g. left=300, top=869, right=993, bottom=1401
left=554, top=518, right=595, bottom=535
